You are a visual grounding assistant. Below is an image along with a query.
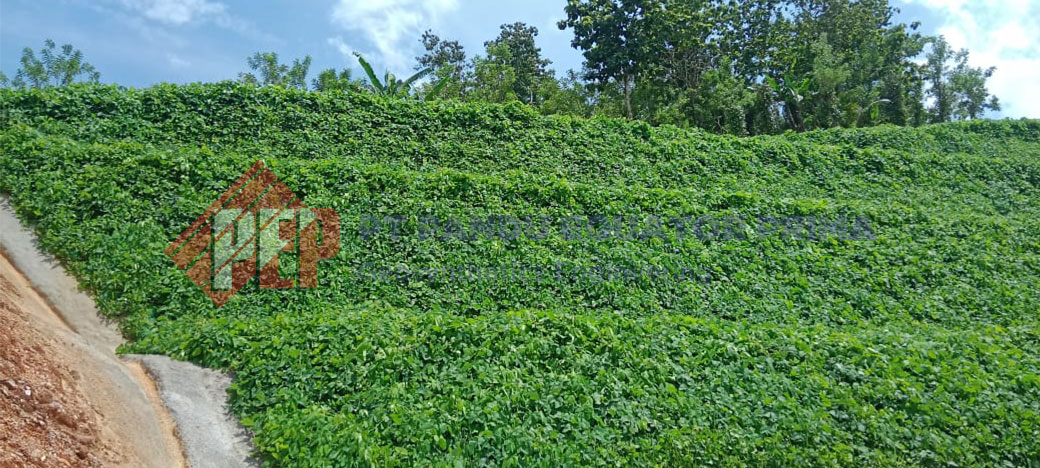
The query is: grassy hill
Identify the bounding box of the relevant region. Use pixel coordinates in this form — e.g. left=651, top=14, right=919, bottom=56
left=1, top=83, right=1039, bottom=467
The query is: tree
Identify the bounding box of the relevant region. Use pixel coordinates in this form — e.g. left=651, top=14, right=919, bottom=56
left=683, top=66, right=755, bottom=135
left=559, top=0, right=666, bottom=119
left=312, top=68, right=362, bottom=92
left=761, top=0, right=929, bottom=130
left=416, top=30, right=467, bottom=81
left=484, top=22, right=552, bottom=105
left=923, top=36, right=954, bottom=123
left=923, top=36, right=999, bottom=122
left=554, top=0, right=949, bottom=133
left=238, top=52, right=312, bottom=89
left=468, top=43, right=519, bottom=104
left=539, top=69, right=594, bottom=117
left=874, top=21, right=929, bottom=126
left=808, top=34, right=851, bottom=128
left=11, top=39, right=100, bottom=88
left=950, top=54, right=1000, bottom=120
left=766, top=68, right=812, bottom=132
left=546, top=0, right=996, bottom=133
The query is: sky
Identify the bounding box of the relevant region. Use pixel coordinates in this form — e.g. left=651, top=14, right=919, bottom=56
left=1, top=0, right=1037, bottom=119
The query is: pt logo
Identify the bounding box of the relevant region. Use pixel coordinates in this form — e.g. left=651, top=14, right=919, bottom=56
left=165, top=161, right=340, bottom=306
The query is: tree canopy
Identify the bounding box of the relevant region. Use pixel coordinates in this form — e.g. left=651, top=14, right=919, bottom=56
left=9, top=39, right=100, bottom=89
left=238, top=52, right=312, bottom=89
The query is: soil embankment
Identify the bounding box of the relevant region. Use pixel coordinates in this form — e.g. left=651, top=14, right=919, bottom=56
left=0, top=200, right=186, bottom=467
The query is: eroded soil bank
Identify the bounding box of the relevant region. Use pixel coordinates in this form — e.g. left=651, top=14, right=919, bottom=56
left=0, top=198, right=194, bottom=467
left=1, top=198, right=259, bottom=468
left=0, top=247, right=185, bottom=468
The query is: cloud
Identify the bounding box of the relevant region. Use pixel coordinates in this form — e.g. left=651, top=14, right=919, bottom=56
left=328, top=0, right=460, bottom=71
left=117, top=0, right=226, bottom=25
left=104, top=8, right=188, bottom=47
left=327, top=36, right=354, bottom=57
left=166, top=53, right=191, bottom=68
left=899, top=0, right=1040, bottom=118
left=108, top=0, right=276, bottom=43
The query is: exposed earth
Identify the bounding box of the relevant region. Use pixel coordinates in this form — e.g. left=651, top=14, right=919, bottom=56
left=0, top=248, right=178, bottom=467
left=1, top=199, right=257, bottom=468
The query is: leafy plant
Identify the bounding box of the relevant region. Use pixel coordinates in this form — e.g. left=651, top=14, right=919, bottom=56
left=766, top=65, right=813, bottom=132
left=1, top=84, right=1039, bottom=467
left=354, top=52, right=447, bottom=101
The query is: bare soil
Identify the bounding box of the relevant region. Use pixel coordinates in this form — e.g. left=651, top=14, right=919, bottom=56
left=0, top=250, right=185, bottom=468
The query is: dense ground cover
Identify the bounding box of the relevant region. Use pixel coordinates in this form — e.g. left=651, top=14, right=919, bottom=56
left=1, top=84, right=1039, bottom=467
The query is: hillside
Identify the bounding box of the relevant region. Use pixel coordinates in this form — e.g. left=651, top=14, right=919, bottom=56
left=1, top=83, right=1039, bottom=467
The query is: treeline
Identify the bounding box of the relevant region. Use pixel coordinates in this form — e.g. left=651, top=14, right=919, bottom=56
left=555, top=0, right=1000, bottom=133
left=3, top=0, right=1002, bottom=136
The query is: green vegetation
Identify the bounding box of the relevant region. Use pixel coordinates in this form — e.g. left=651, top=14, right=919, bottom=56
left=238, top=52, right=313, bottom=90
left=353, top=53, right=446, bottom=101
left=6, top=39, right=100, bottom=89
left=3, top=0, right=1006, bottom=135
left=1, top=84, right=1039, bottom=466
left=553, top=0, right=998, bottom=130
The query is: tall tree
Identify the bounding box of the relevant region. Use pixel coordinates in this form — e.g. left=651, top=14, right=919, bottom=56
left=469, top=42, right=520, bottom=104
left=808, top=34, right=850, bottom=128
left=484, top=22, right=552, bottom=105
left=923, top=36, right=955, bottom=123
left=559, top=0, right=666, bottom=119
left=11, top=39, right=100, bottom=88
left=416, top=30, right=467, bottom=81
left=950, top=64, right=999, bottom=120
left=238, top=52, right=312, bottom=89
left=549, top=0, right=997, bottom=133
left=760, top=0, right=927, bottom=130
left=553, top=0, right=983, bottom=134
left=538, top=69, right=595, bottom=117
left=874, top=21, right=929, bottom=126
left=923, top=36, right=999, bottom=122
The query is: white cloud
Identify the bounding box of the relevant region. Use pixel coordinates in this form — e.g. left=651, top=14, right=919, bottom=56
left=118, top=0, right=226, bottom=25
left=328, top=0, right=460, bottom=71
left=327, top=36, right=354, bottom=57
left=107, top=0, right=276, bottom=43
left=166, top=53, right=191, bottom=68
left=900, top=0, right=1040, bottom=118
left=106, top=9, right=188, bottom=47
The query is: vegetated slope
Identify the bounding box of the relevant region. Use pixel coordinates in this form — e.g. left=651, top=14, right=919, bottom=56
left=1, top=84, right=1039, bottom=467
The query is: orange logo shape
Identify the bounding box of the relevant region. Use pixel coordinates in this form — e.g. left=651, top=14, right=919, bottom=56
left=165, top=161, right=339, bottom=306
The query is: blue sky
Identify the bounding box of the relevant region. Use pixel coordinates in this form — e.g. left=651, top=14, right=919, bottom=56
left=2, top=0, right=1037, bottom=118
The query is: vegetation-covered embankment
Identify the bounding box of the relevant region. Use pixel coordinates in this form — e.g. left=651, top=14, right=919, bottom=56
left=1, top=84, right=1039, bottom=466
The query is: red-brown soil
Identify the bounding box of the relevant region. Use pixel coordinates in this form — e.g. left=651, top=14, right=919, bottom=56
left=0, top=252, right=146, bottom=467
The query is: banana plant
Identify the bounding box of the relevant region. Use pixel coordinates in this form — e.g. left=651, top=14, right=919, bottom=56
left=766, top=76, right=810, bottom=105
left=862, top=98, right=892, bottom=124
left=354, top=52, right=448, bottom=101
left=766, top=63, right=812, bottom=132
